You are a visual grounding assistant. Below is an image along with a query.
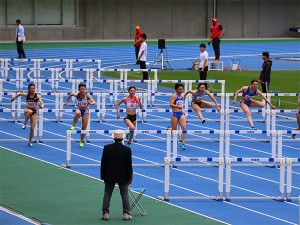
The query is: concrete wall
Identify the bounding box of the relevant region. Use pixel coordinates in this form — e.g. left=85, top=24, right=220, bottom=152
left=0, top=0, right=299, bottom=41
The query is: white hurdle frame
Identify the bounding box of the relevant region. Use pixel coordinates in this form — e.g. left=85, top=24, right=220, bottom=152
left=225, top=93, right=272, bottom=135
left=225, top=157, right=285, bottom=201
left=158, top=129, right=225, bottom=201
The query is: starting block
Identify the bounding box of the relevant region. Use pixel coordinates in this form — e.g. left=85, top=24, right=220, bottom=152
left=208, top=61, right=223, bottom=71
left=129, top=188, right=146, bottom=216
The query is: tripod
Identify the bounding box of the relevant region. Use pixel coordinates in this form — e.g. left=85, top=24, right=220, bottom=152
left=151, top=49, right=173, bottom=70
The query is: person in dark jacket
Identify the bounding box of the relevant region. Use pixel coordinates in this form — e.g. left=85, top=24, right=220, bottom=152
left=259, top=52, right=272, bottom=93
left=101, top=130, right=133, bottom=220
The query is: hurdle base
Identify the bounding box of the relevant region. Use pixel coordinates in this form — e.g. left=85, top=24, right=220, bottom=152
left=285, top=197, right=298, bottom=202
left=0, top=139, right=38, bottom=143
left=0, top=120, right=22, bottom=123
left=160, top=196, right=223, bottom=201
left=62, top=163, right=164, bottom=167
left=156, top=196, right=169, bottom=202
left=225, top=196, right=284, bottom=201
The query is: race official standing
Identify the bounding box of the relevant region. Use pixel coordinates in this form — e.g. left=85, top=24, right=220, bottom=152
left=134, top=25, right=143, bottom=64
left=101, top=130, right=133, bottom=221
left=208, top=17, right=225, bottom=62
left=137, top=33, right=149, bottom=80
left=259, top=52, right=272, bottom=93
left=16, top=19, right=26, bottom=59
left=198, top=43, right=208, bottom=89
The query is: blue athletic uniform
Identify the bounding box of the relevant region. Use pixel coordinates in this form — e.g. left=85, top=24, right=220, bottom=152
left=77, top=93, right=89, bottom=116
left=172, top=94, right=184, bottom=120
left=240, top=86, right=257, bottom=106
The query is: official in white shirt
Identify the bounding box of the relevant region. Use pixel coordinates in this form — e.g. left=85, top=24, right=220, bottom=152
left=198, top=43, right=208, bottom=89
left=137, top=33, right=149, bottom=80
left=16, top=19, right=26, bottom=59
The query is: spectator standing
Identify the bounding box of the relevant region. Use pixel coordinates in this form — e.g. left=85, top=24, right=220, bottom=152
left=134, top=25, right=143, bottom=64
left=259, top=51, right=272, bottom=93
left=101, top=130, right=133, bottom=221
left=16, top=19, right=26, bottom=59
left=137, top=33, right=149, bottom=80
left=208, top=17, right=225, bottom=62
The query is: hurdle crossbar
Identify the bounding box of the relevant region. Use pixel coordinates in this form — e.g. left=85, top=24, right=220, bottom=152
left=65, top=129, right=172, bottom=168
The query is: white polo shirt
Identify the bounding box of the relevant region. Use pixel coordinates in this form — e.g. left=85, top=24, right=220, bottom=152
left=138, top=42, right=147, bottom=62
left=199, top=50, right=208, bottom=68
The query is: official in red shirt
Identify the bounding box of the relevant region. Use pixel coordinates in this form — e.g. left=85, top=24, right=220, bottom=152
left=208, top=18, right=225, bottom=62
left=134, top=25, right=143, bottom=64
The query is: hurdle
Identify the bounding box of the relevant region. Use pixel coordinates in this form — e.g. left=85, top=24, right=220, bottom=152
left=225, top=93, right=272, bottom=134
left=171, top=130, right=225, bottom=156
left=64, top=129, right=171, bottom=168
left=157, top=156, right=224, bottom=201
left=224, top=130, right=276, bottom=158
left=68, top=59, right=101, bottom=78
left=277, top=130, right=300, bottom=201
left=0, top=58, right=102, bottom=78
left=224, top=156, right=285, bottom=201
left=0, top=108, right=38, bottom=141
left=285, top=157, right=300, bottom=201
left=123, top=69, right=158, bottom=92
left=224, top=129, right=300, bottom=201
left=0, top=69, right=40, bottom=92
left=0, top=58, right=39, bottom=78
left=186, top=80, right=225, bottom=105
left=155, top=129, right=225, bottom=201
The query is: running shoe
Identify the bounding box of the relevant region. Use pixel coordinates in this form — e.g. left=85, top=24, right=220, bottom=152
left=70, top=126, right=75, bottom=130
left=79, top=141, right=84, bottom=147
left=101, top=212, right=109, bottom=220
left=180, top=143, right=186, bottom=150
left=22, top=125, right=26, bottom=129
left=123, top=213, right=132, bottom=220
left=28, top=142, right=33, bottom=147
left=201, top=119, right=206, bottom=124
left=127, top=142, right=131, bottom=148
left=251, top=126, right=257, bottom=130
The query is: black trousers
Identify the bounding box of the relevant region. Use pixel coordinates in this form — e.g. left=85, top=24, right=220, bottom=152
left=261, top=82, right=269, bottom=93
left=199, top=66, right=208, bottom=89
left=16, top=41, right=26, bottom=58
left=139, top=61, right=149, bottom=80
left=102, top=183, right=130, bottom=214
left=212, top=38, right=220, bottom=60
left=135, top=46, right=140, bottom=60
